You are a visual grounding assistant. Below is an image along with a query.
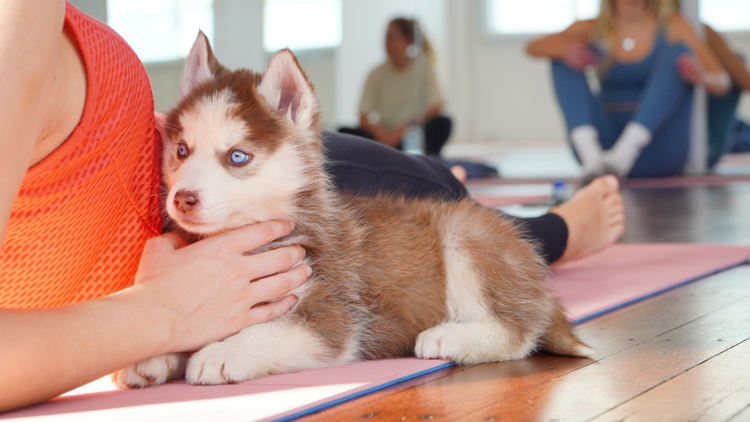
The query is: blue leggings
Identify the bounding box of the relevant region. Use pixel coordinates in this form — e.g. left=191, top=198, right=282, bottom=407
left=553, top=44, right=694, bottom=178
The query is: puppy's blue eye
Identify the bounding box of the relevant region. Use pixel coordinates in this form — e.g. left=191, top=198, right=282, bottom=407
left=230, top=150, right=250, bottom=165
left=177, top=144, right=188, bottom=157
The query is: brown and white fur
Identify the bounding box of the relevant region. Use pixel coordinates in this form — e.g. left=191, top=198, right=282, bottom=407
left=113, top=32, right=591, bottom=388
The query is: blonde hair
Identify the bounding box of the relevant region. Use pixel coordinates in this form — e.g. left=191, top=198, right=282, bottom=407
left=594, top=0, right=671, bottom=49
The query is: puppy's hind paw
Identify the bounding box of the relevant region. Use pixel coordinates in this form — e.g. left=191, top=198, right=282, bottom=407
left=113, top=353, right=186, bottom=389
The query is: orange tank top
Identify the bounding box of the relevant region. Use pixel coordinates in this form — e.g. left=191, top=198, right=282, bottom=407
left=0, top=3, right=162, bottom=309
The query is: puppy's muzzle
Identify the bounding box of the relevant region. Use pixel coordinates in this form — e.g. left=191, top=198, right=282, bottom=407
left=174, top=190, right=201, bottom=213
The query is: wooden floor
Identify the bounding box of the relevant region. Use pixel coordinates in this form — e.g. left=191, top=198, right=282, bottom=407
left=301, top=184, right=750, bottom=421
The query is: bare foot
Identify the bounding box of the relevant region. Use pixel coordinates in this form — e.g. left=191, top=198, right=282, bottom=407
left=549, top=175, right=625, bottom=267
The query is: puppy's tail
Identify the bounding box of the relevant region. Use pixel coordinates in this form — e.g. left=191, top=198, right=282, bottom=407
left=539, top=308, right=594, bottom=358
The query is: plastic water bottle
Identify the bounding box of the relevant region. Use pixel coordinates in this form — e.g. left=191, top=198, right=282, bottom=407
left=402, top=124, right=425, bottom=155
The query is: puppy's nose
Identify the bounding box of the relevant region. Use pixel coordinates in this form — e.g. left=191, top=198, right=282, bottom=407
left=174, top=190, right=200, bottom=212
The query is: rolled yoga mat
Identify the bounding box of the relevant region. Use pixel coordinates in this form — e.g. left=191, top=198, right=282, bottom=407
left=4, top=244, right=750, bottom=422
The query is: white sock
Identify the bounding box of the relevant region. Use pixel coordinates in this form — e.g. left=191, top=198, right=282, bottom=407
left=570, top=125, right=604, bottom=176
left=604, top=122, right=652, bottom=177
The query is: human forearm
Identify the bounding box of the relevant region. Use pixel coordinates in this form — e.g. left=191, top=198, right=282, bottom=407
left=359, top=114, right=381, bottom=136
left=705, top=24, right=750, bottom=92
left=0, top=292, right=173, bottom=412
left=527, top=35, right=570, bottom=59
left=0, top=222, right=309, bottom=412
left=419, top=104, right=442, bottom=123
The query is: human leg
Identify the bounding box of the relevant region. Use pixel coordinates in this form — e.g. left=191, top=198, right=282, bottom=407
left=552, top=61, right=619, bottom=178
left=323, top=131, right=624, bottom=265
left=424, top=116, right=452, bottom=155
left=604, top=44, right=694, bottom=177
left=707, top=84, right=742, bottom=168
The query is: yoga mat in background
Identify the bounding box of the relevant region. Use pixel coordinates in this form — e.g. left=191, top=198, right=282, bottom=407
left=468, top=183, right=553, bottom=207
left=4, top=243, right=750, bottom=422
left=551, top=243, right=750, bottom=323
left=465, top=174, right=750, bottom=189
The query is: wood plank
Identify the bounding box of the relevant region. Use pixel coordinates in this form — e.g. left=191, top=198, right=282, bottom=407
left=576, top=266, right=750, bottom=357
left=619, top=185, right=750, bottom=245
left=301, top=267, right=750, bottom=421
left=303, top=354, right=592, bottom=422
left=591, top=339, right=750, bottom=421
left=297, top=364, right=477, bottom=421
left=459, top=293, right=750, bottom=421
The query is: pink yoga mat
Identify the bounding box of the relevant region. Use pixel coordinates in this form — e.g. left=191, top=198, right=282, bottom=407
left=4, top=244, right=749, bottom=421
left=473, top=194, right=548, bottom=207
left=466, top=174, right=750, bottom=189
left=468, top=183, right=553, bottom=207
left=551, top=243, right=750, bottom=323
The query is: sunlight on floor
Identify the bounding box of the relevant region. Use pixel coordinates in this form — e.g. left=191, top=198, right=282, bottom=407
left=12, top=383, right=366, bottom=422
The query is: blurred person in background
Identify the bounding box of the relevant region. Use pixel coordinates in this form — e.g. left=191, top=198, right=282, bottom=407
left=527, top=0, right=728, bottom=181
left=339, top=18, right=452, bottom=156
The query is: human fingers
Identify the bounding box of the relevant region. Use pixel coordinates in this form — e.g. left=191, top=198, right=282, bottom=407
left=246, top=264, right=311, bottom=307
left=678, top=54, right=701, bottom=84
left=142, top=233, right=189, bottom=254
left=240, top=246, right=306, bottom=282
left=565, top=42, right=595, bottom=70
left=245, top=295, right=299, bottom=326
left=206, top=220, right=295, bottom=255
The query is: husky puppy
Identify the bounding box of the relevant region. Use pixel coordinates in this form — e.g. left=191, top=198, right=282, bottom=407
left=114, top=33, right=591, bottom=388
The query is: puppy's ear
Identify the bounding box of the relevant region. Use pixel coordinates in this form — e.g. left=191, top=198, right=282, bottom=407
left=258, top=49, right=319, bottom=131
left=181, top=31, right=215, bottom=98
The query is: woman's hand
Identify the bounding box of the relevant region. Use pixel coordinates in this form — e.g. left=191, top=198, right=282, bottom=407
left=563, top=40, right=598, bottom=70
left=678, top=53, right=702, bottom=86
left=678, top=53, right=731, bottom=95
left=128, top=220, right=310, bottom=354
left=0, top=220, right=310, bottom=412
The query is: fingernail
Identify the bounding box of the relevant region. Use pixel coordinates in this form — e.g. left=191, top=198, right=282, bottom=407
left=290, top=297, right=298, bottom=309
left=289, top=221, right=296, bottom=231
left=306, top=266, right=312, bottom=277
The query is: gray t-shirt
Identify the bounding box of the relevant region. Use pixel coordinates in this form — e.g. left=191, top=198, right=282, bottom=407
left=359, top=56, right=443, bottom=130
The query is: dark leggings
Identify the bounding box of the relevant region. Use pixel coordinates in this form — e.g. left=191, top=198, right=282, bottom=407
left=338, top=115, right=453, bottom=155
left=323, top=131, right=568, bottom=264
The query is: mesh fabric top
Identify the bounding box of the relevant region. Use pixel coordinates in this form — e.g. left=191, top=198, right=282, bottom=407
left=0, top=2, right=162, bottom=309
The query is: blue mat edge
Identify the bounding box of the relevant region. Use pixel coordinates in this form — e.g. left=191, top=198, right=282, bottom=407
left=276, top=254, right=750, bottom=421
left=272, top=362, right=455, bottom=422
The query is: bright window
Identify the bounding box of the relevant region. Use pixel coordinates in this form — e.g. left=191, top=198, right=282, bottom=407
left=701, top=0, right=750, bottom=32
left=263, top=0, right=341, bottom=52
left=487, top=0, right=599, bottom=35
left=107, top=0, right=213, bottom=63
left=487, top=0, right=750, bottom=36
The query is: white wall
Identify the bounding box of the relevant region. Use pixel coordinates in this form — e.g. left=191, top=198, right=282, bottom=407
left=78, top=0, right=750, bottom=145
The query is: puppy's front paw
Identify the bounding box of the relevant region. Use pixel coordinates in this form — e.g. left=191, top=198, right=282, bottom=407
left=415, top=324, right=463, bottom=361
left=186, top=340, right=270, bottom=385
left=113, top=353, right=186, bottom=389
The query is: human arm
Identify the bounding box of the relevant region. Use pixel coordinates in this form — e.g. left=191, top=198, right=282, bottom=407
left=0, top=0, right=66, bottom=245
left=526, top=20, right=597, bottom=69
left=359, top=113, right=401, bottom=147
left=704, top=24, right=750, bottom=92
left=0, top=221, right=309, bottom=412
left=667, top=14, right=729, bottom=95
